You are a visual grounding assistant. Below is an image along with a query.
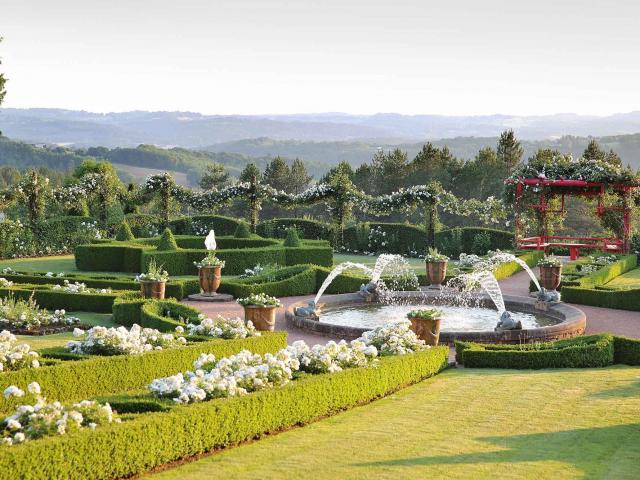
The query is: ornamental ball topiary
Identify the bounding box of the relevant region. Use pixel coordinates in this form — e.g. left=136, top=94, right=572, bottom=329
left=115, top=221, right=135, bottom=241
left=234, top=222, right=251, bottom=239
left=157, top=228, right=179, bottom=251
left=283, top=227, right=302, bottom=247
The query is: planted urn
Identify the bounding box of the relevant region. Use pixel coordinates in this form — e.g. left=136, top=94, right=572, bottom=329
left=237, top=293, right=281, bottom=332
left=194, top=252, right=225, bottom=296
left=407, top=308, right=442, bottom=346
left=425, top=247, right=449, bottom=289
left=136, top=259, right=169, bottom=299
left=538, top=256, right=562, bottom=291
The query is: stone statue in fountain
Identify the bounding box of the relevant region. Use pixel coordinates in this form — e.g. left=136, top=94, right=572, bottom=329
left=294, top=300, right=318, bottom=318
left=536, top=287, right=561, bottom=303
left=359, top=282, right=378, bottom=302
left=495, top=311, right=522, bottom=332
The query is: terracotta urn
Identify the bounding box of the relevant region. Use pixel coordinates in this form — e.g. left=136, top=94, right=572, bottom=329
left=426, top=260, right=448, bottom=288
left=140, top=280, right=166, bottom=299
left=199, top=265, right=222, bottom=296
left=408, top=315, right=442, bottom=346
left=539, top=265, right=562, bottom=291
left=243, top=305, right=278, bottom=332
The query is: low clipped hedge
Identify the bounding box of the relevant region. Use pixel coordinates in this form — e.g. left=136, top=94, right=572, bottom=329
left=493, top=250, right=544, bottom=280
left=112, top=294, right=202, bottom=331
left=0, top=284, right=123, bottom=313
left=613, top=336, right=640, bottom=365
left=0, top=332, right=288, bottom=414
left=0, top=347, right=448, bottom=480
left=257, top=218, right=333, bottom=240
left=557, top=255, right=639, bottom=310
left=76, top=236, right=333, bottom=275
left=219, top=265, right=318, bottom=298
left=0, top=272, right=198, bottom=300
left=455, top=334, right=616, bottom=368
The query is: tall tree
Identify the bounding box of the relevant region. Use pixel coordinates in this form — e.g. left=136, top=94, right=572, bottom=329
left=263, top=156, right=290, bottom=191
left=496, top=130, right=523, bottom=172
left=583, top=139, right=622, bottom=166
left=320, top=161, right=354, bottom=184
left=239, top=162, right=262, bottom=183
left=198, top=162, right=230, bottom=190
left=370, top=148, right=408, bottom=195
left=289, top=158, right=312, bottom=195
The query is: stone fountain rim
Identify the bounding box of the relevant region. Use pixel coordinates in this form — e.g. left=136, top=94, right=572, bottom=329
left=285, top=291, right=586, bottom=344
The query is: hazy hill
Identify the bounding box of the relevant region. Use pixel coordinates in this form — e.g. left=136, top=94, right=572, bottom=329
left=3, top=108, right=640, bottom=147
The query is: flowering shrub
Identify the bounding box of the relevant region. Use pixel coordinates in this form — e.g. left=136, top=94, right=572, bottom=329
left=285, top=339, right=377, bottom=374
left=66, top=324, right=186, bottom=356
left=149, top=349, right=299, bottom=404
left=238, top=263, right=281, bottom=279
left=357, top=321, right=427, bottom=356
left=237, top=293, right=281, bottom=307
left=193, top=251, right=225, bottom=269
left=0, top=330, right=40, bottom=371
left=52, top=280, right=112, bottom=294
left=185, top=315, right=260, bottom=339
left=1, top=382, right=118, bottom=446
left=135, top=259, right=169, bottom=283
left=425, top=247, right=449, bottom=262
left=538, top=256, right=562, bottom=267
left=457, top=253, right=483, bottom=269
left=0, top=295, right=80, bottom=331
left=590, top=255, right=618, bottom=265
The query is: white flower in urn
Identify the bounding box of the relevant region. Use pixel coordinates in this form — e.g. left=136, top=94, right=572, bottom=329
left=205, top=230, right=217, bottom=251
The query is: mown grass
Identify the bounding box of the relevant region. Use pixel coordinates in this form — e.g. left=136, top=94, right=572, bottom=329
left=15, top=312, right=117, bottom=349
left=150, top=366, right=640, bottom=480
left=605, top=267, right=640, bottom=289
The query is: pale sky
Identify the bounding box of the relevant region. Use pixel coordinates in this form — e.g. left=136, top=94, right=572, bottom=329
left=1, top=0, right=639, bottom=116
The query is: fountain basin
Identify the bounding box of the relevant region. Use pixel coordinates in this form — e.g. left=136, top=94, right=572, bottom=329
left=286, top=291, right=586, bottom=344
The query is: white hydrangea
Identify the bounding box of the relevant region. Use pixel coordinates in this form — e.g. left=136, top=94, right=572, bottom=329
left=0, top=330, right=40, bottom=372
left=186, top=315, right=260, bottom=339
left=357, top=321, right=427, bottom=356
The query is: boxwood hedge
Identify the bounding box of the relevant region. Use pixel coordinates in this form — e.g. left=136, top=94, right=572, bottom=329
left=0, top=283, right=122, bottom=313
left=0, top=332, right=287, bottom=414
left=0, top=347, right=447, bottom=480
left=455, top=334, right=616, bottom=368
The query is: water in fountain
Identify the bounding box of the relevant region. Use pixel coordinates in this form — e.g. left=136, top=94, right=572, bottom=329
left=482, top=251, right=541, bottom=292
left=445, top=270, right=505, bottom=313
left=314, top=254, right=418, bottom=305
left=314, top=262, right=374, bottom=305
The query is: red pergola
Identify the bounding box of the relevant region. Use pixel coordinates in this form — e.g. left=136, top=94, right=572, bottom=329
left=512, top=178, right=637, bottom=260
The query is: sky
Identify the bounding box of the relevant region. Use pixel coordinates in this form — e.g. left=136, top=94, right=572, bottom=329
left=1, top=0, right=639, bottom=116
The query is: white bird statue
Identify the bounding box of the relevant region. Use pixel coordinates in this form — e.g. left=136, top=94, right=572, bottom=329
left=205, top=230, right=217, bottom=251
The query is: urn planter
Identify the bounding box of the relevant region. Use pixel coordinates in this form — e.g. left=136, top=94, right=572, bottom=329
left=243, top=305, right=278, bottom=332
left=140, top=280, right=166, bottom=300
left=199, top=265, right=222, bottom=296
left=408, top=315, right=442, bottom=346
left=426, top=260, right=448, bottom=288
left=539, top=265, right=562, bottom=291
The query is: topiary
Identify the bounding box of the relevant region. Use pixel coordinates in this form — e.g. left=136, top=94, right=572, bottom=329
left=157, top=228, right=179, bottom=251
left=234, top=222, right=251, bottom=239
left=283, top=227, right=302, bottom=247
left=115, top=221, right=135, bottom=241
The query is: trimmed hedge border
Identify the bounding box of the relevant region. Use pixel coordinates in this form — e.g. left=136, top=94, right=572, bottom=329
left=0, top=271, right=198, bottom=300
left=112, top=294, right=203, bottom=331
left=0, top=332, right=287, bottom=414
left=0, top=346, right=447, bottom=480
left=75, top=236, right=333, bottom=275
left=454, top=334, right=640, bottom=369
left=0, top=284, right=123, bottom=313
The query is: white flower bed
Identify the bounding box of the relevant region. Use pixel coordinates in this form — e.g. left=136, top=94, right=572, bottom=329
left=149, top=349, right=299, bottom=404
left=185, top=315, right=260, bottom=339
left=0, top=330, right=40, bottom=372
left=52, top=280, right=112, bottom=294
left=66, top=324, right=186, bottom=356
left=1, top=382, right=118, bottom=446
left=149, top=322, right=428, bottom=404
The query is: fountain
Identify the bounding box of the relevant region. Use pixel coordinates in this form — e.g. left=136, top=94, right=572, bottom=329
left=288, top=251, right=586, bottom=344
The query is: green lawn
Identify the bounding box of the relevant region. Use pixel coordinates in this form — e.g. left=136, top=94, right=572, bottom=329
left=15, top=312, right=116, bottom=349
left=606, top=268, right=640, bottom=289
left=151, top=366, right=640, bottom=480
left=333, top=253, right=425, bottom=272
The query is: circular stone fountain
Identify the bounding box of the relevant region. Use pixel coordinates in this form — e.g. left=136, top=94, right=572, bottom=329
left=286, top=290, right=586, bottom=344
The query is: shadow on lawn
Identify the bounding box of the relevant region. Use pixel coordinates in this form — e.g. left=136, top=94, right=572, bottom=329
left=589, top=377, right=640, bottom=399
left=353, top=424, right=640, bottom=476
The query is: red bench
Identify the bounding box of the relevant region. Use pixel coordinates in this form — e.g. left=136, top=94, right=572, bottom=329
left=518, top=236, right=623, bottom=260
